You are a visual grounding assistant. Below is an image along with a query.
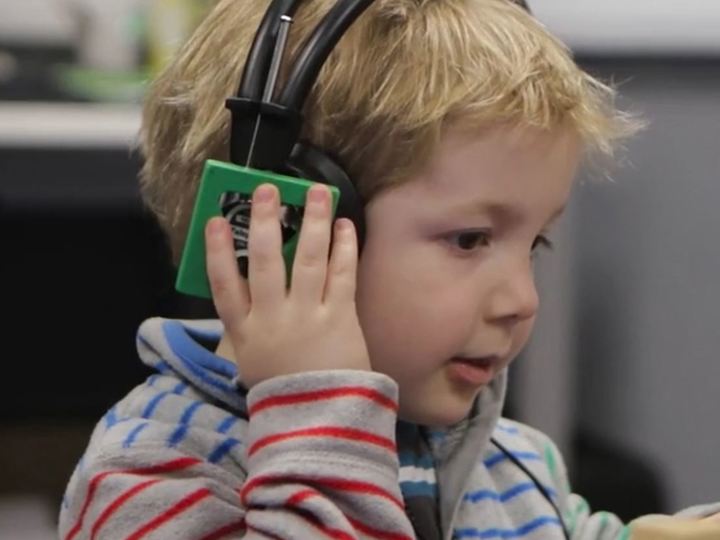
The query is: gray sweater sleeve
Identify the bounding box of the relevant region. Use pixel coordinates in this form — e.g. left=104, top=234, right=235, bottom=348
left=58, top=370, right=415, bottom=539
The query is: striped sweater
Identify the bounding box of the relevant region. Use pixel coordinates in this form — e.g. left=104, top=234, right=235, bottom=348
left=59, top=318, right=720, bottom=539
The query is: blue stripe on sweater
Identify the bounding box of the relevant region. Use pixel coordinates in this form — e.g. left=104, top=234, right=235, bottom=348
left=104, top=407, right=118, bottom=428
left=483, top=450, right=542, bottom=469
left=464, top=482, right=556, bottom=503
left=454, top=516, right=562, bottom=538
left=184, top=323, right=223, bottom=343
left=167, top=401, right=204, bottom=447
left=180, top=400, right=204, bottom=423
left=164, top=321, right=236, bottom=378
left=495, top=424, right=520, bottom=435
left=123, top=422, right=149, bottom=448
left=208, top=437, right=241, bottom=463
left=217, top=415, right=238, bottom=434
left=162, top=321, right=238, bottom=397
left=142, top=393, right=170, bottom=418
left=141, top=382, right=187, bottom=419
left=155, top=360, right=172, bottom=374
left=400, top=481, right=438, bottom=498
left=167, top=424, right=189, bottom=447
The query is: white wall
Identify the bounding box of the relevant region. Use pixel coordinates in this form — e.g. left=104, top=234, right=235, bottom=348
left=0, top=0, right=75, bottom=44
left=532, top=0, right=720, bottom=55
left=572, top=61, right=720, bottom=510
left=3, top=0, right=720, bottom=54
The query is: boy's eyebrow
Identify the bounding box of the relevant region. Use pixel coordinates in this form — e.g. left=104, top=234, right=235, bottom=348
left=451, top=200, right=567, bottom=226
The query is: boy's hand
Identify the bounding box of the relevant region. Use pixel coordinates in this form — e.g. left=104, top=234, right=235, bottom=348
left=205, top=183, right=371, bottom=388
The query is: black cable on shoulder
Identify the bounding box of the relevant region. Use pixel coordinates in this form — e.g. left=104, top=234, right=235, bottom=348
left=490, top=437, right=571, bottom=540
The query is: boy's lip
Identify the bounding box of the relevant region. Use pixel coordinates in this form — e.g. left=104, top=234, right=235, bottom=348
left=451, top=355, right=502, bottom=365
left=447, top=356, right=501, bottom=386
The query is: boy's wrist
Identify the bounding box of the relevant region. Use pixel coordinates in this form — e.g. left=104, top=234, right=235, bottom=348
left=245, top=369, right=400, bottom=466
left=246, top=369, right=395, bottom=404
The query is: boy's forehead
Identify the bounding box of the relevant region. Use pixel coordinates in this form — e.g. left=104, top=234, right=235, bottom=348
left=422, top=127, right=578, bottom=181
left=397, top=125, right=579, bottom=219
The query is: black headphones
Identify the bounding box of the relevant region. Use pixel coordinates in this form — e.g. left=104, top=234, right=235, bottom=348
left=223, top=0, right=531, bottom=249
left=224, top=0, right=372, bottom=247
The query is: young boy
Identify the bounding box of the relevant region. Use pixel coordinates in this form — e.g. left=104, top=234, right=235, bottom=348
left=59, top=0, right=720, bottom=538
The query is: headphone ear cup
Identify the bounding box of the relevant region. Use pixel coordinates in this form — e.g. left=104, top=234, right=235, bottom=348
left=286, top=142, right=366, bottom=249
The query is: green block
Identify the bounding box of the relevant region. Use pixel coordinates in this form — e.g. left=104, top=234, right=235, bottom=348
left=176, top=159, right=339, bottom=298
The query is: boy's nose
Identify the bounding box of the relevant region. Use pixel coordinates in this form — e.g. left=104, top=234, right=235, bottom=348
left=486, top=264, right=540, bottom=323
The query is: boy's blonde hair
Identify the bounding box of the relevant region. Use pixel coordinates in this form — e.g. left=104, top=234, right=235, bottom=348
left=140, top=0, right=638, bottom=262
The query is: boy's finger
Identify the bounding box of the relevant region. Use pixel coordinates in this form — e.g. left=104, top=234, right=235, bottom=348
left=205, top=217, right=250, bottom=328
left=247, top=184, right=286, bottom=310
left=290, top=185, right=332, bottom=305
left=324, top=218, right=358, bottom=304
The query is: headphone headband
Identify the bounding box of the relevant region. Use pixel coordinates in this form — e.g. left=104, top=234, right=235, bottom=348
left=227, top=0, right=375, bottom=172
left=237, top=0, right=302, bottom=102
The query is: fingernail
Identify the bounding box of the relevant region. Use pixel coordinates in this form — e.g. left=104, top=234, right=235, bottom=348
left=254, top=185, right=275, bottom=203
left=308, top=185, right=328, bottom=204
left=207, top=217, right=225, bottom=236
left=335, top=218, right=353, bottom=233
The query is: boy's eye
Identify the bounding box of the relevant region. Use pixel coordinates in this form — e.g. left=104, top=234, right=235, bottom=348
left=447, top=230, right=492, bottom=251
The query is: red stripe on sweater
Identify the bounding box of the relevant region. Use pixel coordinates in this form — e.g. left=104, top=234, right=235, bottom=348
left=125, top=487, right=211, bottom=540
left=285, top=489, right=412, bottom=540
left=90, top=479, right=160, bottom=539
left=250, top=387, right=397, bottom=416
left=249, top=426, right=395, bottom=457
left=348, top=516, right=414, bottom=540
left=65, top=456, right=201, bottom=540
left=283, top=490, right=409, bottom=540
left=241, top=474, right=404, bottom=510
left=285, top=488, right=321, bottom=507
left=197, top=519, right=245, bottom=540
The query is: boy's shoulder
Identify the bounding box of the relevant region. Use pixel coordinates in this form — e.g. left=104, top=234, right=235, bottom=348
left=83, top=373, right=248, bottom=473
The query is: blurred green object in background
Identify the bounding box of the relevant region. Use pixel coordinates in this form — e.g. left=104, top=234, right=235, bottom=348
left=53, top=64, right=149, bottom=103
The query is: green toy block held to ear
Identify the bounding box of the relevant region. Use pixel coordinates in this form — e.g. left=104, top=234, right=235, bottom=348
left=176, top=159, right=340, bottom=299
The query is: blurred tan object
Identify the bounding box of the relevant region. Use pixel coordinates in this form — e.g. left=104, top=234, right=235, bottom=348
left=146, top=0, right=211, bottom=75
left=630, top=515, right=720, bottom=540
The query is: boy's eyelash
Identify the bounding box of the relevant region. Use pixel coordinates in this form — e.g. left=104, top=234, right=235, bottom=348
left=446, top=230, right=492, bottom=251
left=532, top=234, right=553, bottom=252
left=446, top=231, right=554, bottom=252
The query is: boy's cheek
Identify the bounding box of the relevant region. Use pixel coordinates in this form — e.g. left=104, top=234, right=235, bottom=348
left=508, top=318, right=537, bottom=358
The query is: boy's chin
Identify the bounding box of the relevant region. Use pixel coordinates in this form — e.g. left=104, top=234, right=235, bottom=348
left=398, top=399, right=476, bottom=428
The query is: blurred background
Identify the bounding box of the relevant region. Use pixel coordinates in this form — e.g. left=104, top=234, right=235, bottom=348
left=0, top=0, right=718, bottom=537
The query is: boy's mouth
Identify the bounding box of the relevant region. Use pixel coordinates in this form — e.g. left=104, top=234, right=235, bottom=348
left=447, top=356, right=499, bottom=386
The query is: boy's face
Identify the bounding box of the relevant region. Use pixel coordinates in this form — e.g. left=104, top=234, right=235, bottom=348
left=355, top=124, right=581, bottom=427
